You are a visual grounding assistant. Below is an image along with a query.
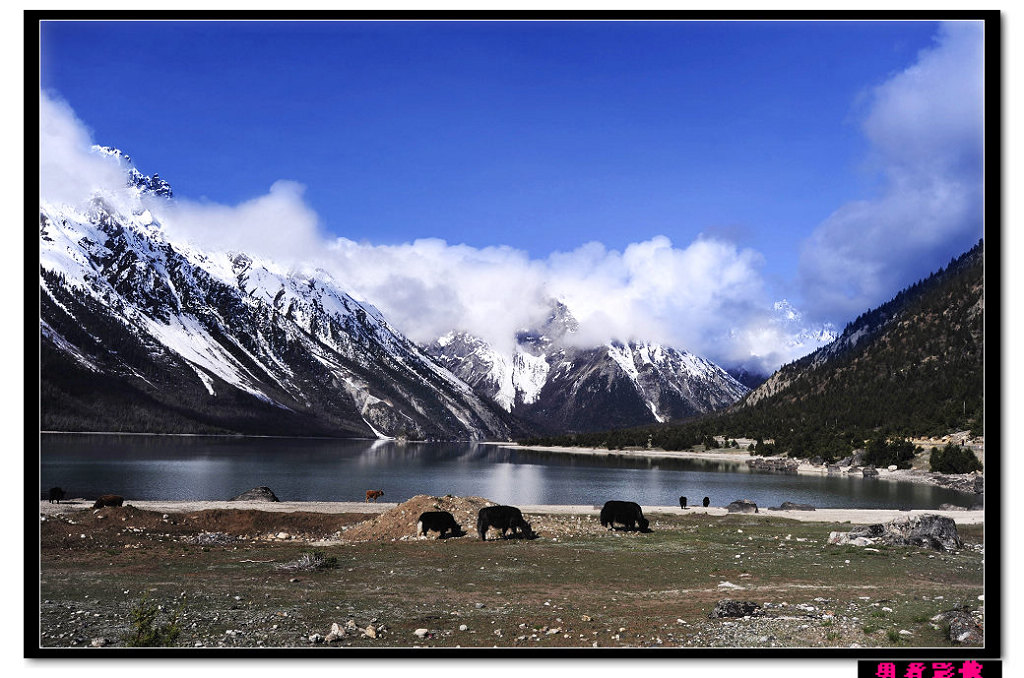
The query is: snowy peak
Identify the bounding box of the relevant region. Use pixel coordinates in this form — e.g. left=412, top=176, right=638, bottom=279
left=425, top=308, right=748, bottom=433
left=92, top=145, right=173, bottom=198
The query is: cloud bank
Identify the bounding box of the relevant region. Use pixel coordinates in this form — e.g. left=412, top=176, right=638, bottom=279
left=42, top=19, right=984, bottom=376
left=799, top=21, right=985, bottom=323
left=39, top=87, right=816, bottom=372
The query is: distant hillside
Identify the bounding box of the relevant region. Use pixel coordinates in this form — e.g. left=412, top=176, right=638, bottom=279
left=520, top=240, right=986, bottom=460
left=739, top=240, right=983, bottom=433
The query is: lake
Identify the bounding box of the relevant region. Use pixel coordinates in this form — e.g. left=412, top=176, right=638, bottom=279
left=38, top=434, right=977, bottom=509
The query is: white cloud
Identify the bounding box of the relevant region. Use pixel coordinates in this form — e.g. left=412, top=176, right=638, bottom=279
left=154, top=180, right=325, bottom=264
left=39, top=90, right=129, bottom=208
left=799, top=21, right=984, bottom=322
left=38, top=86, right=832, bottom=373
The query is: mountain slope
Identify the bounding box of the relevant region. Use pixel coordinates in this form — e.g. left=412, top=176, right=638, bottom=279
left=518, top=241, right=985, bottom=456
left=425, top=302, right=749, bottom=434
left=739, top=240, right=985, bottom=435
left=39, top=156, right=523, bottom=440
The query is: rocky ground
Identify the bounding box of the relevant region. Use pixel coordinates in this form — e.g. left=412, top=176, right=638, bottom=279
left=37, top=496, right=986, bottom=650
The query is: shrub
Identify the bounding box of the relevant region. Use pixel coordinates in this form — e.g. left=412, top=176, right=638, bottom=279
left=281, top=549, right=339, bottom=571
left=929, top=443, right=983, bottom=474
left=124, top=596, right=182, bottom=647
left=863, top=437, right=915, bottom=469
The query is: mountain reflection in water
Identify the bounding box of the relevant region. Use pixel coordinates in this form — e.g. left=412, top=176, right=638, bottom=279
left=40, top=434, right=976, bottom=509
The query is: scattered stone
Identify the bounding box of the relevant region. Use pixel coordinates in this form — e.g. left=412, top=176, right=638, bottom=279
left=276, top=532, right=291, bottom=540
left=308, top=633, right=323, bottom=644
left=229, top=486, right=280, bottom=502
left=414, top=628, right=431, bottom=639
left=726, top=500, right=758, bottom=514
left=459, top=624, right=469, bottom=632
left=887, top=465, right=899, bottom=472
left=363, top=625, right=377, bottom=639
left=90, top=637, right=108, bottom=647
left=709, top=599, right=761, bottom=618
left=862, top=466, right=879, bottom=477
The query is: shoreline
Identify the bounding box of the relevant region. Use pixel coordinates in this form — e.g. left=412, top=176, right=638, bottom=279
left=497, top=443, right=984, bottom=493
left=37, top=499, right=985, bottom=525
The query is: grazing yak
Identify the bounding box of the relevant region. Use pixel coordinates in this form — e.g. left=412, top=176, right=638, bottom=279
left=477, top=505, right=536, bottom=541
left=599, top=500, right=651, bottom=532
left=48, top=487, right=65, bottom=504
left=364, top=489, right=384, bottom=503
left=92, top=494, right=124, bottom=509
left=703, top=496, right=710, bottom=508
left=416, top=511, right=463, bottom=539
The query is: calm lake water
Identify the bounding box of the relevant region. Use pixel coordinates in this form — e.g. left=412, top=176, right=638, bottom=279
left=39, top=434, right=976, bottom=509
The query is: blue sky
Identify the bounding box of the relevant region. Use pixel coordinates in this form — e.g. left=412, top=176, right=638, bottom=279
left=38, top=20, right=986, bottom=371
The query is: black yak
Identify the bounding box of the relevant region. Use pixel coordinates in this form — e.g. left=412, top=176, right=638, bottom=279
left=477, top=505, right=536, bottom=540
left=599, top=500, right=651, bottom=532
left=417, top=511, right=462, bottom=538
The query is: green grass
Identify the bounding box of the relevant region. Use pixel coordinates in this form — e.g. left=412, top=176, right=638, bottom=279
left=39, top=512, right=984, bottom=649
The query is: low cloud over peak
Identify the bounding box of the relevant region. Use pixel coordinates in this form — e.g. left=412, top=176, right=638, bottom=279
left=40, top=18, right=983, bottom=379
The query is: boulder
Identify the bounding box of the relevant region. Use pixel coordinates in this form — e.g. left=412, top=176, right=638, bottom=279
left=771, top=501, right=815, bottom=511
left=709, top=599, right=761, bottom=618
left=746, top=458, right=799, bottom=474
left=229, top=486, right=280, bottom=502
left=839, top=449, right=866, bottom=467
left=833, top=514, right=961, bottom=552
left=947, top=611, right=983, bottom=645
left=862, top=466, right=879, bottom=477
left=726, top=499, right=758, bottom=514
left=826, top=464, right=842, bottom=475
left=828, top=532, right=875, bottom=547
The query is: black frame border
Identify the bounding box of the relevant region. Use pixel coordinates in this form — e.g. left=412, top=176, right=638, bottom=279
left=25, top=8, right=1003, bottom=661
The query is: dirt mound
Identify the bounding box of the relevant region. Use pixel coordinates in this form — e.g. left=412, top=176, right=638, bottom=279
left=340, top=495, right=497, bottom=542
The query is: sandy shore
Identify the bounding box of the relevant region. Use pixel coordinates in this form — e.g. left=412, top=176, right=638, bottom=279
left=38, top=499, right=984, bottom=525
left=496, top=443, right=983, bottom=491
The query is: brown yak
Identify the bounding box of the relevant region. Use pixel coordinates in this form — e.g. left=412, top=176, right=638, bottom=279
left=93, top=494, right=124, bottom=509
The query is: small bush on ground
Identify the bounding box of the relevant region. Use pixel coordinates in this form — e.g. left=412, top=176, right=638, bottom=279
left=280, top=549, right=339, bottom=571
left=124, top=597, right=182, bottom=647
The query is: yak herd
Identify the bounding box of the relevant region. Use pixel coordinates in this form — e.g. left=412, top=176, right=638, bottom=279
left=45, top=486, right=719, bottom=541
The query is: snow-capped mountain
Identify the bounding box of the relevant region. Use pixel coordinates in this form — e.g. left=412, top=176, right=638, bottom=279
left=39, top=149, right=522, bottom=440
left=425, top=302, right=749, bottom=433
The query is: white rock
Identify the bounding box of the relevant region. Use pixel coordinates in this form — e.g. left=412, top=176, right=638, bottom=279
left=414, top=628, right=430, bottom=638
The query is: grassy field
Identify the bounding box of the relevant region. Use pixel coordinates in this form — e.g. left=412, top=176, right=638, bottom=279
left=37, top=505, right=985, bottom=650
